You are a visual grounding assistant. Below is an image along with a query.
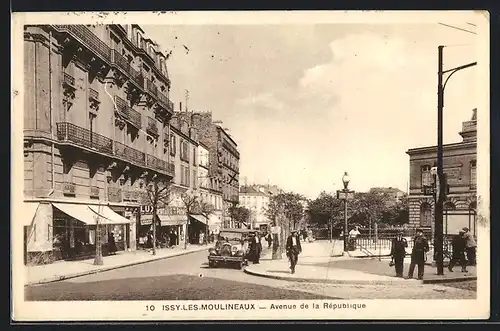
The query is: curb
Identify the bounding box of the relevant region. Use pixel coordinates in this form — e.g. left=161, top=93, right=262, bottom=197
left=422, top=276, right=477, bottom=284
left=25, top=246, right=210, bottom=287
left=243, top=266, right=417, bottom=286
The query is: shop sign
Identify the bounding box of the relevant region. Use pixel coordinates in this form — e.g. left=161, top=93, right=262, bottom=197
left=124, top=211, right=133, bottom=218
left=140, top=205, right=153, bottom=215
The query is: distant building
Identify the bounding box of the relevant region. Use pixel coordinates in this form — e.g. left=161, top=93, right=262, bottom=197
left=369, top=187, right=406, bottom=207
left=406, top=109, right=477, bottom=235
left=239, top=184, right=282, bottom=231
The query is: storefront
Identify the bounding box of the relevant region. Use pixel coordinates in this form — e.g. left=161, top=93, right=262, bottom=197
left=188, top=214, right=208, bottom=244
left=49, top=203, right=132, bottom=261
left=138, top=214, right=186, bottom=249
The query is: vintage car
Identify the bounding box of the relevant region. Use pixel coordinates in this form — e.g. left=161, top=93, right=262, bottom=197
left=207, top=228, right=257, bottom=269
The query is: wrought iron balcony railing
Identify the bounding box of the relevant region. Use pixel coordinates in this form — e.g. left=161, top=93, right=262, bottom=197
left=89, top=88, right=99, bottom=101
left=111, top=49, right=144, bottom=88
left=122, top=189, right=140, bottom=202
left=146, top=116, right=159, bottom=137
left=63, top=72, right=75, bottom=86
left=115, top=95, right=142, bottom=129
left=107, top=187, right=123, bottom=203
left=54, top=25, right=112, bottom=63
left=115, top=141, right=146, bottom=166
left=56, top=122, right=114, bottom=154
left=63, top=182, right=76, bottom=195
left=157, top=92, right=174, bottom=112
left=145, top=78, right=159, bottom=98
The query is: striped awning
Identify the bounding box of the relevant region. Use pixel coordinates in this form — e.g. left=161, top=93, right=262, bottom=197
left=141, top=214, right=186, bottom=226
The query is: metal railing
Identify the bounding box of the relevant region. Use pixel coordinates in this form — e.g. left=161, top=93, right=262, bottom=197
left=146, top=116, right=158, bottom=136
left=56, top=122, right=113, bottom=154
left=122, top=189, right=139, bottom=201
left=63, top=72, right=75, bottom=86
left=55, top=25, right=112, bottom=63
left=114, top=141, right=146, bottom=166
left=111, top=49, right=144, bottom=88
left=89, top=88, right=99, bottom=101
left=115, top=96, right=142, bottom=129
left=145, top=78, right=159, bottom=97
left=90, top=186, right=100, bottom=198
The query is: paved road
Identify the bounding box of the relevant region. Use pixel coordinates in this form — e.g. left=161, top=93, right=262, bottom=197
left=25, top=249, right=477, bottom=301
left=25, top=249, right=336, bottom=301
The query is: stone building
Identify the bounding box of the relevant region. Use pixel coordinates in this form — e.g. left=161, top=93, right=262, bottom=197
left=197, top=142, right=224, bottom=233
left=187, top=112, right=240, bottom=228
left=239, top=184, right=282, bottom=232
left=23, top=24, right=175, bottom=264
left=406, top=109, right=477, bottom=236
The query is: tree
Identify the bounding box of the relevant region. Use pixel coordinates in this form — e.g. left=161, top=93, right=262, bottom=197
left=199, top=201, right=215, bottom=244
left=265, top=192, right=305, bottom=259
left=228, top=205, right=251, bottom=228
left=349, top=192, right=389, bottom=237
left=180, top=189, right=199, bottom=249
left=145, top=176, right=173, bottom=255
left=308, top=191, right=344, bottom=230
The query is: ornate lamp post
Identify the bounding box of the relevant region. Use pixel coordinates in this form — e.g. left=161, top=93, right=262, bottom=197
left=337, top=172, right=354, bottom=253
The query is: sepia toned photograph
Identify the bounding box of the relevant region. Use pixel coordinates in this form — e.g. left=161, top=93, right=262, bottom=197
left=11, top=11, right=490, bottom=321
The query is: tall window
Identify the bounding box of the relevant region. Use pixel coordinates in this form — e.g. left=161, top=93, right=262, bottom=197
left=170, top=135, right=176, bottom=156
left=192, top=169, right=197, bottom=188
left=419, top=203, right=432, bottom=227
left=470, top=160, right=477, bottom=189
left=421, top=165, right=432, bottom=187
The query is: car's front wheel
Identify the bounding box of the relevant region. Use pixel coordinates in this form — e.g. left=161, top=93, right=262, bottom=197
left=208, top=261, right=216, bottom=268
left=238, top=261, right=245, bottom=270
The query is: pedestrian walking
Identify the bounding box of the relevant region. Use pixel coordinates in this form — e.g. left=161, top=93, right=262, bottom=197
left=390, top=230, right=408, bottom=277
left=107, top=232, right=117, bottom=255
left=462, top=227, right=477, bottom=266
left=448, top=229, right=468, bottom=273
left=266, top=232, right=272, bottom=249
left=286, top=229, right=302, bottom=274
left=249, top=233, right=262, bottom=264
left=407, top=228, right=429, bottom=280
left=169, top=230, right=177, bottom=248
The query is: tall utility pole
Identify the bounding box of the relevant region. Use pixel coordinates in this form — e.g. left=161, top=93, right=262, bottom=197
left=435, top=45, right=477, bottom=275
left=435, top=45, right=445, bottom=275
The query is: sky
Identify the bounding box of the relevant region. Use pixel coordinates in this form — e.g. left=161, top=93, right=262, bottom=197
left=142, top=21, right=479, bottom=199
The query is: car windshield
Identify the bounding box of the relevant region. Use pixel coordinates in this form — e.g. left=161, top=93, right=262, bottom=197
left=219, top=231, right=243, bottom=242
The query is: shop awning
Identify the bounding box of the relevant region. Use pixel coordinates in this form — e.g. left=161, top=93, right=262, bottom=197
left=141, top=214, right=186, bottom=226
left=52, top=203, right=98, bottom=225
left=189, top=214, right=208, bottom=225
left=88, top=205, right=130, bottom=225
left=158, top=214, right=186, bottom=226
left=22, top=202, right=39, bottom=226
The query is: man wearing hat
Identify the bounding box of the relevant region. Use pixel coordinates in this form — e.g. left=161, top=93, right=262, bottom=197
left=448, top=229, right=467, bottom=272
left=462, top=227, right=477, bottom=266
left=390, top=230, right=408, bottom=277
left=407, top=228, right=429, bottom=280
left=286, top=229, right=302, bottom=274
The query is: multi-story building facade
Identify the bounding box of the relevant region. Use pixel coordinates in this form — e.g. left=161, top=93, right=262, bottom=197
left=188, top=112, right=240, bottom=228
left=239, top=184, right=281, bottom=231
left=197, top=142, right=223, bottom=233
left=23, top=24, right=175, bottom=264
left=406, top=109, right=477, bottom=236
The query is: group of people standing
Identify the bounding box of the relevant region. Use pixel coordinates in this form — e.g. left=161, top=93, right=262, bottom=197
left=390, top=227, right=477, bottom=279
left=138, top=230, right=178, bottom=250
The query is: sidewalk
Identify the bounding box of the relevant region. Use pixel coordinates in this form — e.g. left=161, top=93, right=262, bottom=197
left=25, top=244, right=211, bottom=286
left=249, top=245, right=477, bottom=285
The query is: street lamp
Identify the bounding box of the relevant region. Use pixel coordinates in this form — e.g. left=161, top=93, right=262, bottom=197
left=337, top=172, right=354, bottom=253
left=435, top=45, right=477, bottom=275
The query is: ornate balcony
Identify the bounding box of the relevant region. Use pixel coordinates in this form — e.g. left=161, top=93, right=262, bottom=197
left=54, top=25, right=112, bottom=63
left=115, top=141, right=146, bottom=166
left=115, top=96, right=142, bottom=129
left=111, top=49, right=144, bottom=89
left=145, top=78, right=159, bottom=98
left=146, top=116, right=159, bottom=137
left=108, top=187, right=123, bottom=203
left=56, top=122, right=113, bottom=155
